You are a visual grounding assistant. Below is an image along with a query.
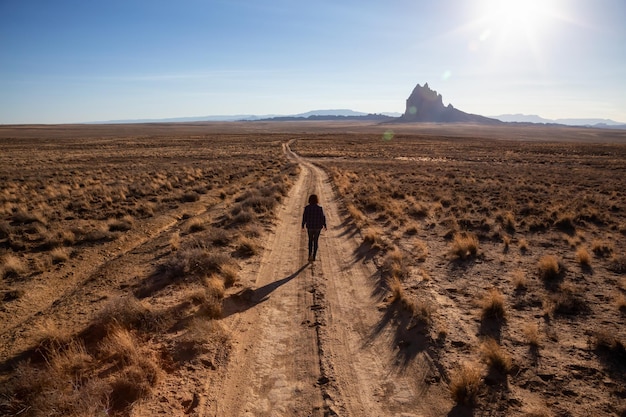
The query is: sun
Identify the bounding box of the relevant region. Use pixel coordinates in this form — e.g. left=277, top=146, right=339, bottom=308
left=476, top=0, right=557, bottom=46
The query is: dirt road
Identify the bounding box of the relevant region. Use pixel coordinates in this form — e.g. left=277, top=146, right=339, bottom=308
left=201, top=142, right=451, bottom=416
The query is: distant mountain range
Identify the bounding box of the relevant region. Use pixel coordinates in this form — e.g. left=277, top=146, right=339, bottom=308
left=91, top=83, right=624, bottom=129
left=491, top=114, right=626, bottom=129
left=94, top=109, right=402, bottom=124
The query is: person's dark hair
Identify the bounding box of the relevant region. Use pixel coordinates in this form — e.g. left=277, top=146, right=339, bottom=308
left=308, top=194, right=318, bottom=205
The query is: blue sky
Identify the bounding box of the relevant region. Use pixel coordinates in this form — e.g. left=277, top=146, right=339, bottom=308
left=1, top=0, right=625, bottom=124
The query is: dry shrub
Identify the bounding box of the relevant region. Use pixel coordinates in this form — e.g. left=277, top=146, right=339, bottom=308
left=575, top=247, right=591, bottom=266
left=537, top=255, right=561, bottom=282
left=33, top=318, right=72, bottom=354
left=413, top=239, right=428, bottom=262
left=511, top=270, right=528, bottom=290
left=1, top=254, right=27, bottom=278
left=108, top=358, right=161, bottom=413
left=347, top=203, right=366, bottom=227
left=407, top=201, right=430, bottom=219
left=449, top=362, right=482, bottom=406
left=163, top=248, right=233, bottom=281
left=235, top=236, right=258, bottom=257
left=230, top=207, right=254, bottom=225
left=388, top=276, right=405, bottom=305
left=384, top=247, right=407, bottom=280
left=498, top=211, right=516, bottom=231
left=209, top=228, right=232, bottom=246
left=590, top=330, right=626, bottom=365
left=518, top=237, right=529, bottom=253
left=191, top=275, right=226, bottom=319
left=591, top=239, right=613, bottom=258
left=95, top=296, right=161, bottom=333
left=169, top=231, right=181, bottom=251
left=480, top=337, right=512, bottom=373
left=387, top=276, right=432, bottom=323
left=404, top=222, right=419, bottom=236
left=181, top=191, right=200, bottom=202
left=523, top=322, right=541, bottom=347
left=108, top=215, right=133, bottom=232
left=362, top=226, right=385, bottom=250
left=609, top=256, right=626, bottom=274
left=187, top=218, right=206, bottom=233
left=205, top=275, right=226, bottom=300
left=502, top=235, right=511, bottom=251
left=47, top=340, right=93, bottom=376
left=554, top=212, right=576, bottom=233
left=51, top=247, right=71, bottom=263
left=1, top=360, right=111, bottom=417
left=450, top=232, right=478, bottom=260
left=12, top=207, right=46, bottom=225
left=479, top=288, right=506, bottom=320
left=99, top=326, right=141, bottom=364
left=412, top=299, right=434, bottom=325
left=549, top=283, right=588, bottom=316
left=220, top=263, right=239, bottom=287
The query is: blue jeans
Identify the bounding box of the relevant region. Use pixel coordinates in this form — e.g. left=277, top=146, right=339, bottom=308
left=307, top=228, right=321, bottom=260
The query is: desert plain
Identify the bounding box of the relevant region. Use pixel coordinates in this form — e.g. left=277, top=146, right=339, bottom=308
left=0, top=121, right=625, bottom=417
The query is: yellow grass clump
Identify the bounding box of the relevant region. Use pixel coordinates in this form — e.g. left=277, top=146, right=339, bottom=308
left=480, top=337, right=512, bottom=373
left=451, top=232, right=479, bottom=260
left=449, top=362, right=482, bottom=405
left=537, top=255, right=561, bottom=281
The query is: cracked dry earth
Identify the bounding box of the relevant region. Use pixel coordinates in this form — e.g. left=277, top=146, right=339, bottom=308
left=195, top=144, right=451, bottom=416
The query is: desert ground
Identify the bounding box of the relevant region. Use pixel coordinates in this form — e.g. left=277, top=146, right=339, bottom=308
left=1, top=121, right=625, bottom=417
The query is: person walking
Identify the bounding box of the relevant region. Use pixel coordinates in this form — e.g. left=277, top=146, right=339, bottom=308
left=302, top=194, right=327, bottom=262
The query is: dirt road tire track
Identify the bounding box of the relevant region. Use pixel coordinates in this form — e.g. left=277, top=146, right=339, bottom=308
left=202, top=142, right=451, bottom=416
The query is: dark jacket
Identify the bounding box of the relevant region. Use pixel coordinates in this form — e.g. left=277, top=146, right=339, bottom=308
left=302, top=204, right=326, bottom=230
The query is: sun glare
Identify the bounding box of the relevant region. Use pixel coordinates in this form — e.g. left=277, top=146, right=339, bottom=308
left=477, top=0, right=556, bottom=46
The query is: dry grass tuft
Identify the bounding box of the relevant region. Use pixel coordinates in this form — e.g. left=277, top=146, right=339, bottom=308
left=591, top=239, right=613, bottom=258
left=235, top=236, right=259, bottom=257
left=384, top=247, right=407, bottom=280
left=220, top=263, right=239, bottom=288
left=95, top=296, right=161, bottom=333
left=450, top=232, right=479, bottom=260
left=479, top=288, right=506, bottom=320
left=388, top=276, right=405, bottom=304
left=449, top=362, right=482, bottom=406
left=549, top=282, right=589, bottom=316
left=518, top=237, right=529, bottom=253
left=413, top=239, right=428, bottom=262
left=108, top=215, right=134, bottom=232
left=575, top=247, right=592, bottom=267
left=33, top=318, right=72, bottom=354
left=1, top=254, right=27, bottom=278
left=609, top=256, right=626, bottom=274
left=522, top=322, right=541, bottom=347
left=99, top=326, right=141, bottom=364
left=169, top=231, right=181, bottom=251
left=50, top=247, right=71, bottom=264
left=187, top=218, right=206, bottom=233
left=511, top=270, right=528, bottom=290
left=591, top=330, right=626, bottom=356
left=537, top=255, right=561, bottom=282
left=346, top=203, right=366, bottom=227
left=480, top=337, right=512, bottom=373
left=362, top=226, right=385, bottom=250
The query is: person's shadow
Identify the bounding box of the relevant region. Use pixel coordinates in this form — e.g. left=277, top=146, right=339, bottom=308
left=222, top=263, right=309, bottom=318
